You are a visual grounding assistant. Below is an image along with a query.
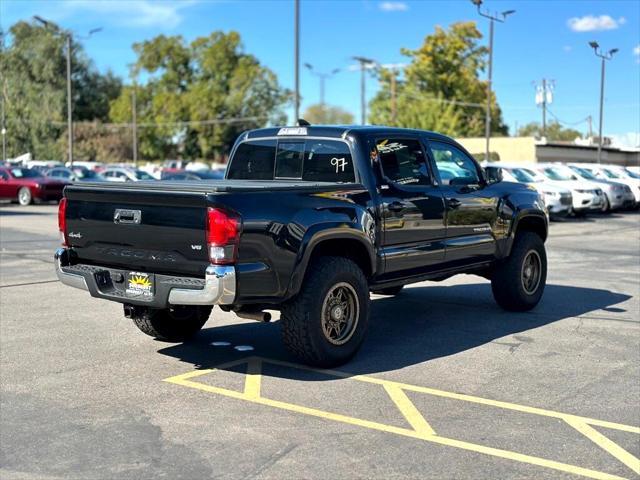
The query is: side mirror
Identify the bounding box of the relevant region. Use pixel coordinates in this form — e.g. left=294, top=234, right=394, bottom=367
left=484, top=166, right=503, bottom=185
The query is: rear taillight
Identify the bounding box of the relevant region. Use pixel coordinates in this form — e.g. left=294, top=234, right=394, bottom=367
left=206, top=207, right=241, bottom=264
left=58, top=197, right=68, bottom=246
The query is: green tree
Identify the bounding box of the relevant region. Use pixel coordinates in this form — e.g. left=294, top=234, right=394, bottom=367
left=369, top=21, right=507, bottom=137
left=110, top=31, right=289, bottom=160
left=517, top=121, right=583, bottom=142
left=302, top=103, right=354, bottom=124
left=0, top=20, right=121, bottom=159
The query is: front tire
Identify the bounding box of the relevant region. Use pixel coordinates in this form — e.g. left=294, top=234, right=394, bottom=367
left=130, top=305, right=211, bottom=342
left=18, top=187, right=32, bottom=206
left=281, top=256, right=370, bottom=367
left=491, top=232, right=547, bottom=312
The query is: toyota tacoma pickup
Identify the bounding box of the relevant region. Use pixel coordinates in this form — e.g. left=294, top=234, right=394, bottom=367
left=55, top=125, right=548, bottom=367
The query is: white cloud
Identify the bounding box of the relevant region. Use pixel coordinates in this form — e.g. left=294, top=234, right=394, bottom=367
left=57, top=0, right=199, bottom=29
left=379, top=2, right=408, bottom=12
left=634, top=45, right=640, bottom=56
left=567, top=15, right=625, bottom=32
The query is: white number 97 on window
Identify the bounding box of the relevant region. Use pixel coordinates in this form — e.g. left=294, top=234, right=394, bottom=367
left=331, top=157, right=348, bottom=173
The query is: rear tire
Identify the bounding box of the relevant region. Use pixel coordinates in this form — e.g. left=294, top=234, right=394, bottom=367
left=281, top=256, right=370, bottom=367
left=130, top=305, right=211, bottom=342
left=375, top=285, right=404, bottom=296
left=18, top=187, right=32, bottom=206
left=601, top=195, right=611, bottom=213
left=491, top=232, right=547, bottom=312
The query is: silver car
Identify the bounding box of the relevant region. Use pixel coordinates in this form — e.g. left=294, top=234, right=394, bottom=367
left=567, top=164, right=635, bottom=211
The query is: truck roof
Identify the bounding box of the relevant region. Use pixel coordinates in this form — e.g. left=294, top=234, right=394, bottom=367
left=244, top=125, right=455, bottom=143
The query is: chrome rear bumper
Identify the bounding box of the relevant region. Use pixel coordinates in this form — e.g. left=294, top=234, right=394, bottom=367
left=55, top=248, right=236, bottom=307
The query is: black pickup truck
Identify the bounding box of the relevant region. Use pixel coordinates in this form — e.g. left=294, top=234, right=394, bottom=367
left=55, top=125, right=548, bottom=367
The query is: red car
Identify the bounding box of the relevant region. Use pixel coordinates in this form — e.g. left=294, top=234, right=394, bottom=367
left=0, top=167, right=69, bottom=206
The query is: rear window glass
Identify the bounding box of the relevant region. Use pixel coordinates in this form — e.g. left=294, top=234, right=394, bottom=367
left=227, top=139, right=355, bottom=183
left=227, top=139, right=276, bottom=180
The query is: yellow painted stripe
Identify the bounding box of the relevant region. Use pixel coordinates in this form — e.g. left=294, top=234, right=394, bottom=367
left=243, top=358, right=262, bottom=399
left=163, top=375, right=627, bottom=480
left=566, top=418, right=640, bottom=476
left=256, top=357, right=640, bottom=435
left=384, top=383, right=436, bottom=436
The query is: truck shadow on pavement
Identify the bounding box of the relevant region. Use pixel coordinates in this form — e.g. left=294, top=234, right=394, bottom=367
left=157, top=283, right=631, bottom=379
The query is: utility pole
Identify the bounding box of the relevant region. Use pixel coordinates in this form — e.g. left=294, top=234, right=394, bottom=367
left=293, top=0, right=300, bottom=122
left=470, top=0, right=515, bottom=161
left=353, top=56, right=375, bottom=125
left=588, top=41, right=618, bottom=164
left=1, top=88, right=6, bottom=163
left=587, top=115, right=593, bottom=139
left=131, top=87, right=138, bottom=166
left=534, top=78, right=554, bottom=138
left=390, top=73, right=397, bottom=125
left=304, top=64, right=340, bottom=106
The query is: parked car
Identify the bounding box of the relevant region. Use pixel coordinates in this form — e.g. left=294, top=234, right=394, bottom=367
left=567, top=164, right=635, bottom=211
left=484, top=163, right=572, bottom=219
left=574, top=164, right=640, bottom=208
left=0, top=166, right=69, bottom=205
left=162, top=169, right=226, bottom=181
left=55, top=125, right=549, bottom=367
left=101, top=167, right=156, bottom=182
left=46, top=167, right=107, bottom=183
left=526, top=164, right=605, bottom=216
left=65, top=161, right=104, bottom=171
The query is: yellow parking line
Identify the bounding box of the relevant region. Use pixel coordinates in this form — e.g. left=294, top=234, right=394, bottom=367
left=566, top=418, right=640, bottom=476
left=244, top=358, right=262, bottom=399
left=260, top=357, right=640, bottom=435
left=163, top=356, right=639, bottom=480
left=383, top=383, right=436, bottom=436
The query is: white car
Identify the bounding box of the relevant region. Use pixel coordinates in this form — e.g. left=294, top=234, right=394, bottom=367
left=524, top=164, right=605, bottom=216
left=567, top=164, right=636, bottom=211
left=484, top=163, right=572, bottom=219
left=101, top=167, right=156, bottom=182
left=574, top=164, right=640, bottom=208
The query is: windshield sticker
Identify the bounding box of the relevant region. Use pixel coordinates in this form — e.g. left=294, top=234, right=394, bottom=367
left=331, top=157, right=348, bottom=173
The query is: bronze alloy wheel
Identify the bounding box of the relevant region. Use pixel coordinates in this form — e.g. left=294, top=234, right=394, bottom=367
left=521, top=250, right=542, bottom=295
left=321, top=282, right=360, bottom=345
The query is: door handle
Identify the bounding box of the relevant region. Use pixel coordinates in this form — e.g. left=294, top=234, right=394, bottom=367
left=447, top=198, right=462, bottom=209
left=387, top=201, right=404, bottom=212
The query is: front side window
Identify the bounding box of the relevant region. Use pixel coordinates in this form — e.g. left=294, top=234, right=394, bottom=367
left=428, top=141, right=480, bottom=186
left=377, top=138, right=431, bottom=186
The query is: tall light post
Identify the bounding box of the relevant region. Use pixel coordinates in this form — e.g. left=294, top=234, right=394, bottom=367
left=293, top=0, right=300, bottom=123
left=304, top=64, right=340, bottom=106
left=470, top=0, right=514, bottom=161
left=352, top=56, right=376, bottom=125
left=589, top=41, right=618, bottom=164
left=34, top=16, right=101, bottom=166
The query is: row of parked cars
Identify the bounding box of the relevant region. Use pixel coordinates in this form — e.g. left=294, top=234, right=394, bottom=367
left=483, top=162, right=640, bottom=219
left=0, top=161, right=225, bottom=205
left=1, top=159, right=638, bottom=215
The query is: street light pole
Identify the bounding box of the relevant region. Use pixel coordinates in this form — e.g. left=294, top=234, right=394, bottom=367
left=132, top=86, right=138, bottom=166
left=470, top=0, right=515, bottom=161
left=304, top=64, right=340, bottom=106
left=65, top=33, right=73, bottom=166
left=353, top=56, right=375, bottom=125
left=588, top=41, right=617, bottom=164
left=33, top=16, right=101, bottom=166
left=294, top=0, right=300, bottom=123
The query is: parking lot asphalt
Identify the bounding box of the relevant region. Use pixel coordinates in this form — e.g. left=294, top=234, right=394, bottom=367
left=1, top=203, right=639, bottom=480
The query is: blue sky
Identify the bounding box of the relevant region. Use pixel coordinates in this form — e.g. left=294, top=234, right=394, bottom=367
left=2, top=0, right=639, bottom=146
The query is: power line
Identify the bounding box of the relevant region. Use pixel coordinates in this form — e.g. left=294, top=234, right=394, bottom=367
left=7, top=116, right=271, bottom=128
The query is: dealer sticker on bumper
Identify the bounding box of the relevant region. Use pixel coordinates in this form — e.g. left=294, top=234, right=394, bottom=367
left=126, top=272, right=155, bottom=298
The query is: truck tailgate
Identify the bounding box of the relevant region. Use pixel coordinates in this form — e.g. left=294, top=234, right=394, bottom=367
left=64, top=184, right=209, bottom=277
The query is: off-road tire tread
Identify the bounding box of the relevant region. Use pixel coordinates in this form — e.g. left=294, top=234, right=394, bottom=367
left=491, top=232, right=546, bottom=312
left=281, top=256, right=369, bottom=367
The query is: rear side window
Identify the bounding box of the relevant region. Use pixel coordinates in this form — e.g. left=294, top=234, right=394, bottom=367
left=227, top=139, right=276, bottom=180
left=227, top=138, right=355, bottom=183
